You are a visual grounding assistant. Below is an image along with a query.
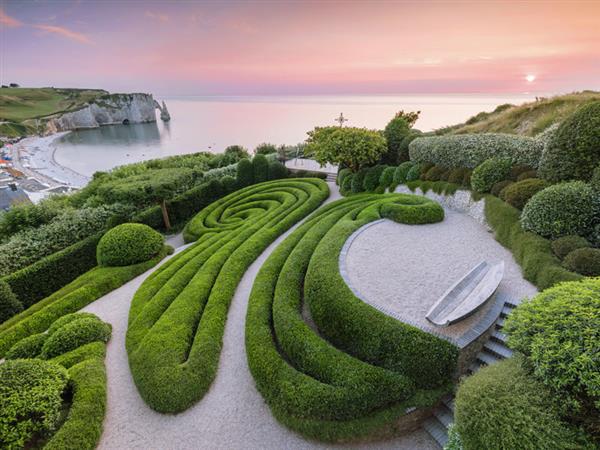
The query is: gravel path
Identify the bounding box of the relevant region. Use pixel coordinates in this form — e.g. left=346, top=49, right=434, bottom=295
left=344, top=209, right=538, bottom=340
left=82, top=183, right=438, bottom=450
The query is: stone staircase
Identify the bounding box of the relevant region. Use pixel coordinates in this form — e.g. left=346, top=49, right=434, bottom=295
left=325, top=172, right=337, bottom=183
left=423, top=295, right=518, bottom=448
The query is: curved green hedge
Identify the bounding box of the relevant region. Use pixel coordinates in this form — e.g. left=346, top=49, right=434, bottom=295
left=127, top=178, right=329, bottom=413
left=96, top=223, right=164, bottom=267
left=246, top=193, right=458, bottom=442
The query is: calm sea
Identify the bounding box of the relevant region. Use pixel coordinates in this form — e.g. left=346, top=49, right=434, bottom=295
left=54, top=94, right=534, bottom=176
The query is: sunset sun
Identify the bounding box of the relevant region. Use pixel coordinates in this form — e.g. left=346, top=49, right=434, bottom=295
left=525, top=74, right=537, bottom=83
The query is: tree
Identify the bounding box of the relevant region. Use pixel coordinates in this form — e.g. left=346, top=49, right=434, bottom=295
left=383, top=117, right=410, bottom=165
left=254, top=143, right=277, bottom=155
left=305, top=126, right=387, bottom=172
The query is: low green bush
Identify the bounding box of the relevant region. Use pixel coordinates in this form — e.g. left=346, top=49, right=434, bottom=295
left=47, top=312, right=99, bottom=335
left=419, top=162, right=435, bottom=179
left=393, top=161, right=414, bottom=185
left=267, top=160, right=288, bottom=180
left=96, top=223, right=164, bottom=267
left=490, top=180, right=513, bottom=197
left=246, top=193, right=457, bottom=442
left=551, top=235, right=592, bottom=259
left=501, top=178, right=548, bottom=210
left=381, top=199, right=444, bottom=224
left=379, top=166, right=396, bottom=190
left=221, top=175, right=237, bottom=192
left=454, top=357, right=591, bottom=450
left=254, top=143, right=277, bottom=155
left=424, top=165, right=445, bottom=181
left=0, top=279, right=22, bottom=324
left=0, top=247, right=168, bottom=358
left=505, top=278, right=600, bottom=437
left=405, top=163, right=421, bottom=181
left=517, top=170, right=538, bottom=181
left=446, top=168, right=469, bottom=186
left=236, top=158, right=254, bottom=187
left=363, top=165, right=386, bottom=191
left=5, top=332, right=47, bottom=359
left=128, top=179, right=329, bottom=413
left=340, top=173, right=354, bottom=196
left=337, top=168, right=351, bottom=186
left=41, top=317, right=112, bottom=359
left=510, top=165, right=534, bottom=181
left=521, top=181, right=599, bottom=239
left=351, top=169, right=367, bottom=193
left=471, top=158, right=512, bottom=193
left=252, top=154, right=269, bottom=183
left=0, top=359, right=69, bottom=449
left=563, top=248, right=600, bottom=276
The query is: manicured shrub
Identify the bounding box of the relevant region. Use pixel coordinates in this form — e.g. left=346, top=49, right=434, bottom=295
left=2, top=233, right=101, bottom=309
left=462, top=169, right=472, bottom=187
left=471, top=158, right=512, bottom=193
left=220, top=175, right=237, bottom=192
left=254, top=142, right=277, bottom=155
left=551, top=235, right=591, bottom=259
left=0, top=279, right=22, bottom=324
left=47, top=312, right=99, bottom=336
left=351, top=168, right=367, bottom=193
left=0, top=359, right=68, bottom=449
left=539, top=101, right=600, bottom=182
left=563, top=248, right=600, bottom=276
left=405, top=163, right=422, bottom=181
left=517, top=170, right=538, bottom=181
left=447, top=168, right=468, bottom=185
left=97, top=223, right=164, bottom=267
left=337, top=168, right=351, bottom=186
left=438, top=168, right=451, bottom=182
left=380, top=166, right=396, bottom=189
left=130, top=179, right=329, bottom=413
left=236, top=158, right=254, bottom=187
left=490, top=180, right=513, bottom=197
left=419, top=162, right=435, bottom=179
left=521, top=181, right=599, bottom=239
left=424, top=165, right=445, bottom=181
left=381, top=199, right=444, bottom=224
left=41, top=317, right=111, bottom=359
left=505, top=277, right=600, bottom=435
left=340, top=173, right=354, bottom=195
left=592, top=165, right=600, bottom=191
left=510, top=165, right=534, bottom=181
left=165, top=178, right=225, bottom=226
left=383, top=116, right=410, bottom=165
left=267, top=160, right=288, bottom=180
left=455, top=357, right=590, bottom=450
left=5, top=332, right=47, bottom=359
left=409, top=133, right=543, bottom=169
left=252, top=154, right=269, bottom=183
left=501, top=178, right=549, bottom=210
left=363, top=165, right=386, bottom=192
left=393, top=161, right=414, bottom=185
left=398, top=131, right=422, bottom=163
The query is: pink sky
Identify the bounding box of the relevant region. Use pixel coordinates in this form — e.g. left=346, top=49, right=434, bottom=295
left=1, top=0, right=599, bottom=95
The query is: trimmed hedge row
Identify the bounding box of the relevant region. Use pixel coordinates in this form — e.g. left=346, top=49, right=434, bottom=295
left=409, top=133, right=543, bottom=169
left=0, top=247, right=169, bottom=358
left=246, top=193, right=457, bottom=442
left=126, top=178, right=329, bottom=413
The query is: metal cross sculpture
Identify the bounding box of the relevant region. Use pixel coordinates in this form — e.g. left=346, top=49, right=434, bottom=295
left=335, top=112, right=348, bottom=127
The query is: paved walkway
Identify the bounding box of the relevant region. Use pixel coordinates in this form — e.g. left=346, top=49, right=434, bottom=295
left=82, top=182, right=438, bottom=450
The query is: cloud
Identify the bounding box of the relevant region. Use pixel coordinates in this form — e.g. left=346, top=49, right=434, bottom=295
left=33, top=24, right=93, bottom=44
left=0, top=8, right=22, bottom=27
left=145, top=11, right=169, bottom=23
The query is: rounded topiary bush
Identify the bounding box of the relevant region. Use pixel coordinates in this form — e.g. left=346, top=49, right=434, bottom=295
left=563, top=248, right=600, bottom=276
left=471, top=158, right=512, bottom=193
left=539, top=101, right=600, bottom=182
left=551, top=235, right=591, bottom=260
left=236, top=158, right=253, bottom=187
left=405, top=163, right=421, bottom=181
left=510, top=165, right=533, bottom=181
left=221, top=175, right=237, bottom=193
left=504, top=277, right=600, bottom=432
left=0, top=279, right=22, bottom=324
left=419, top=162, right=435, bottom=180
left=491, top=180, right=513, bottom=197
left=447, top=168, right=468, bottom=185
left=379, top=166, right=396, bottom=189
left=517, top=170, right=538, bottom=182
left=40, top=316, right=111, bottom=359
left=267, top=160, right=288, bottom=180
left=252, top=154, right=269, bottom=183
left=340, top=173, right=354, bottom=196
left=501, top=178, right=549, bottom=210
left=363, top=165, right=386, bottom=192
left=47, top=312, right=99, bottom=335
left=462, top=169, right=472, bottom=187
left=337, top=168, right=351, bottom=186
left=393, top=161, right=414, bottom=185
left=520, top=181, right=599, bottom=239
left=0, top=359, right=69, bottom=449
left=351, top=169, right=367, bottom=193
left=454, top=357, right=590, bottom=450
left=424, top=165, right=445, bottom=181
left=5, top=333, right=47, bottom=360
left=97, top=223, right=163, bottom=267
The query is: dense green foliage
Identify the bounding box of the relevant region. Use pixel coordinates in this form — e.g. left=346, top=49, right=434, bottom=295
left=500, top=178, right=548, bottom=209
left=336, top=168, right=351, bottom=186
left=409, top=133, right=543, bottom=169
left=490, top=180, right=513, bottom=197
left=521, top=181, right=599, bottom=239
left=236, top=158, right=254, bottom=187
left=424, top=165, right=446, bottom=181
left=0, top=359, right=69, bottom=449
left=539, top=101, right=600, bottom=182
left=252, top=154, right=269, bottom=183
left=382, top=116, right=410, bottom=165
left=96, top=223, right=163, bottom=267
left=454, top=357, right=590, bottom=450
left=470, top=158, right=512, bottom=193
left=362, top=165, right=386, bottom=191
left=41, top=317, right=112, bottom=359
left=5, top=332, right=47, bottom=359
left=254, top=142, right=277, bottom=155
left=379, top=166, right=396, bottom=190
left=0, top=247, right=168, bottom=357
left=405, top=163, right=421, bottom=181
left=127, top=179, right=328, bottom=413
left=340, top=173, right=354, bottom=195
left=393, top=162, right=414, bottom=185
left=517, top=169, right=538, bottom=181
left=551, top=235, right=591, bottom=259
left=505, top=278, right=600, bottom=437
left=0, top=280, right=22, bottom=324
left=563, top=248, right=600, bottom=276
left=0, top=201, right=60, bottom=238
left=447, top=168, right=470, bottom=186
left=268, top=160, right=288, bottom=180
left=246, top=193, right=457, bottom=441
left=351, top=168, right=367, bottom=193
left=305, top=126, right=387, bottom=172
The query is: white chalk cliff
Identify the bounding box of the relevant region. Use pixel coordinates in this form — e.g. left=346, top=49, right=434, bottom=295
left=45, top=93, right=158, bottom=134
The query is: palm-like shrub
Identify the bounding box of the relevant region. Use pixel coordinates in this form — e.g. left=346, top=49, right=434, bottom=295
left=471, top=158, right=512, bottom=193
left=96, top=223, right=164, bottom=267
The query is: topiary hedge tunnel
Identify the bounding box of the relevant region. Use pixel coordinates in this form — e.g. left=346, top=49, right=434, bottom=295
left=245, top=193, right=458, bottom=442
left=126, top=178, right=329, bottom=413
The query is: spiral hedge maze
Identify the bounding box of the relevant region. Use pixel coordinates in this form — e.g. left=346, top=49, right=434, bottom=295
left=246, top=193, right=459, bottom=442
left=126, top=178, right=329, bottom=413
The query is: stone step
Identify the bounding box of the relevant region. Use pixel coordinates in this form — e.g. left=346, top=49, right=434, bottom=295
left=325, top=173, right=337, bottom=182
left=491, top=329, right=507, bottom=344
left=434, top=404, right=454, bottom=428
left=468, top=361, right=481, bottom=374
left=442, top=395, right=455, bottom=412
left=504, top=297, right=519, bottom=309
left=484, top=340, right=513, bottom=359
left=500, top=305, right=513, bottom=318
left=496, top=316, right=506, bottom=329
left=423, top=417, right=448, bottom=448
left=477, top=349, right=500, bottom=366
